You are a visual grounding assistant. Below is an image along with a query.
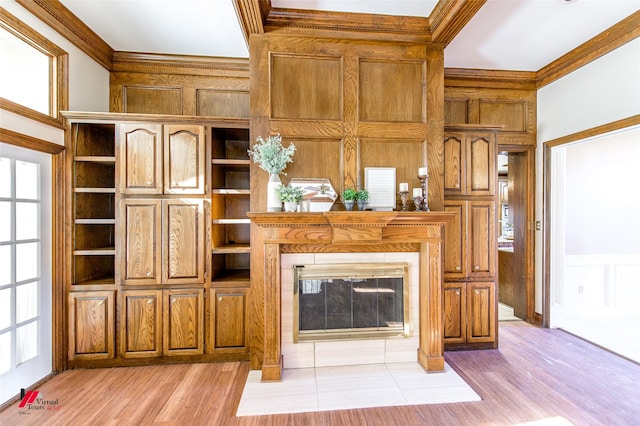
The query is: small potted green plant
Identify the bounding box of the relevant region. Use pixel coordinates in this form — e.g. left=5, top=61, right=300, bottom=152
left=356, top=188, right=369, bottom=211
left=275, top=184, right=304, bottom=212
left=342, top=188, right=357, bottom=211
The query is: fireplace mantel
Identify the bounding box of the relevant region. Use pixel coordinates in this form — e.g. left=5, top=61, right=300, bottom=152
left=248, top=211, right=455, bottom=381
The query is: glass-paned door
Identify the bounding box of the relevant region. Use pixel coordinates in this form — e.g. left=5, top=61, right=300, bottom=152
left=0, top=143, right=52, bottom=405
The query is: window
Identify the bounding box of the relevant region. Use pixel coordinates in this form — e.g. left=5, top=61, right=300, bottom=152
left=0, top=8, right=67, bottom=127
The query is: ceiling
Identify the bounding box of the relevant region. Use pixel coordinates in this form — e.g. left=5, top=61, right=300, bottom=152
left=58, top=0, right=639, bottom=72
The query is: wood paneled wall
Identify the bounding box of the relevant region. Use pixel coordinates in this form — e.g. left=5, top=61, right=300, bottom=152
left=248, top=33, right=445, bottom=369
left=444, top=70, right=537, bottom=146
left=109, top=53, right=250, bottom=118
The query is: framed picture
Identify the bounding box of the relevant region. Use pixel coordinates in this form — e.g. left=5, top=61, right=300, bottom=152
left=364, top=167, right=396, bottom=211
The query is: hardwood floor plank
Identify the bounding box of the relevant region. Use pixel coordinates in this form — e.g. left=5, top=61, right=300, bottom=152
left=1, top=322, right=639, bottom=425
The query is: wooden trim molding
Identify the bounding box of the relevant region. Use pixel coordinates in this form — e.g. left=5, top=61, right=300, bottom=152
left=430, top=0, right=486, bottom=46
left=445, top=68, right=537, bottom=90
left=536, top=10, right=640, bottom=88
left=0, top=127, right=64, bottom=154
left=15, top=0, right=114, bottom=70
left=0, top=99, right=66, bottom=130
left=112, top=52, right=249, bottom=77
left=543, top=115, right=640, bottom=149
left=233, top=0, right=268, bottom=46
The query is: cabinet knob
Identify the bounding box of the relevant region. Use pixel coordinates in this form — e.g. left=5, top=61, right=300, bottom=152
left=475, top=290, right=480, bottom=295
left=474, top=265, right=480, bottom=270
left=147, top=299, right=153, bottom=304
left=146, top=271, right=152, bottom=277
left=455, top=290, right=460, bottom=295
left=218, top=297, right=223, bottom=302
left=173, top=182, right=179, bottom=187
left=147, top=181, right=153, bottom=185
left=455, top=266, right=461, bottom=271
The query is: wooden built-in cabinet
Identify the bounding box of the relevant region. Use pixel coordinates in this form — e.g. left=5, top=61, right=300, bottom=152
left=64, top=113, right=250, bottom=367
left=444, top=125, right=499, bottom=350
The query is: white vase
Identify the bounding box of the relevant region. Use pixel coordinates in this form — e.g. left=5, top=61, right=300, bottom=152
left=284, top=201, right=298, bottom=212
left=267, top=173, right=282, bottom=212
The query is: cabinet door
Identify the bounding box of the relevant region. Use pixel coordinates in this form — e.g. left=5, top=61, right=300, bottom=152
left=443, top=200, right=466, bottom=278
left=164, top=125, right=206, bottom=195
left=117, top=123, right=163, bottom=194
left=467, top=133, right=496, bottom=196
left=121, top=199, right=162, bottom=285
left=443, top=282, right=466, bottom=344
left=210, top=288, right=247, bottom=351
left=120, top=290, right=163, bottom=358
left=468, top=200, right=496, bottom=278
left=163, top=199, right=206, bottom=284
left=163, top=289, right=204, bottom=356
left=68, top=291, right=114, bottom=360
left=466, top=282, right=496, bottom=343
left=444, top=133, right=465, bottom=195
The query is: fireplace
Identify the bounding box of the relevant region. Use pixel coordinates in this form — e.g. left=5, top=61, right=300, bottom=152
left=248, top=211, right=454, bottom=381
left=293, top=263, right=409, bottom=342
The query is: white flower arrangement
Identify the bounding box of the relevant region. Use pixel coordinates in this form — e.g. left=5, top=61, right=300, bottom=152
left=247, top=134, right=296, bottom=175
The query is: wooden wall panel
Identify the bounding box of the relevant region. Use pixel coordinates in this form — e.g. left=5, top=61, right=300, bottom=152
left=359, top=60, right=425, bottom=123
left=270, top=55, right=342, bottom=120
left=479, top=100, right=526, bottom=132
left=197, top=90, right=249, bottom=118
left=123, top=87, right=183, bottom=115
left=280, top=137, right=343, bottom=192
left=359, top=138, right=425, bottom=198
left=444, top=99, right=469, bottom=125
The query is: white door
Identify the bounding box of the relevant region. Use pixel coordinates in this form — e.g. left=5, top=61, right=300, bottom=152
left=0, top=143, right=52, bottom=405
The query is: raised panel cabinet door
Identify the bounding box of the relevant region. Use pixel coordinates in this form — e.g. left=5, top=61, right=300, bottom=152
left=443, top=200, right=466, bottom=278
left=468, top=200, right=496, bottom=278
left=68, top=291, right=114, bottom=360
left=164, top=125, right=206, bottom=195
left=163, top=289, right=204, bottom=356
left=443, top=282, right=466, bottom=343
left=120, top=290, right=163, bottom=358
left=117, top=123, right=163, bottom=194
left=444, top=133, right=465, bottom=195
left=163, top=199, right=206, bottom=284
left=467, top=132, right=496, bottom=197
left=211, top=289, right=247, bottom=350
left=121, top=199, right=162, bottom=285
left=466, top=282, right=496, bottom=343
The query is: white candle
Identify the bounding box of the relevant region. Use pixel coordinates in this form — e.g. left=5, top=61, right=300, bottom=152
left=418, top=166, right=428, bottom=178
left=413, top=188, right=422, bottom=198
left=399, top=182, right=408, bottom=192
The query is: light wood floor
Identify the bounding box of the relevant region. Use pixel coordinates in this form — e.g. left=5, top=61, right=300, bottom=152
left=2, top=321, right=639, bottom=425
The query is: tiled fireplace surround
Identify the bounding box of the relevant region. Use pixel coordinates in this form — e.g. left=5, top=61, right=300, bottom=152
left=281, top=252, right=421, bottom=368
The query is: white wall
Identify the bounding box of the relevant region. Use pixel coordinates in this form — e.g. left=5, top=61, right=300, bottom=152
left=536, top=38, right=640, bottom=315
left=0, top=0, right=110, bottom=145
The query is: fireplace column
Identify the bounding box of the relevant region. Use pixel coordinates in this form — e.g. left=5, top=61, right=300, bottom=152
left=261, top=231, right=282, bottom=381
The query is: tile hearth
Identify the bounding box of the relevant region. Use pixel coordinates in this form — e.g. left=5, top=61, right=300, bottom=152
left=236, top=362, right=481, bottom=416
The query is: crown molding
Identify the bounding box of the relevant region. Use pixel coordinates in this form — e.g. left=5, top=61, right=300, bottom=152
left=15, top=0, right=113, bottom=71
left=233, top=0, right=269, bottom=49
left=536, top=10, right=640, bottom=88
left=430, top=0, right=486, bottom=46
left=112, top=52, right=249, bottom=77
left=445, top=68, right=536, bottom=90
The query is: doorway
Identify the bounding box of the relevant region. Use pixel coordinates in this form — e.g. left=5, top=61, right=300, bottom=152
left=497, top=147, right=535, bottom=322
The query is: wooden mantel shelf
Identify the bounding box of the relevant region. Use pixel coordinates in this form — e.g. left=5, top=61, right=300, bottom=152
left=248, top=211, right=455, bottom=382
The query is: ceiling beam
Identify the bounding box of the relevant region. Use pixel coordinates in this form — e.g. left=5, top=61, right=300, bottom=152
left=15, top=0, right=113, bottom=70
left=430, top=0, right=486, bottom=46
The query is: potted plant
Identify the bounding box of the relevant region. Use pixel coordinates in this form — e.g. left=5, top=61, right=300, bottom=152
left=275, top=184, right=304, bottom=212
left=356, top=188, right=369, bottom=210
left=247, top=134, right=296, bottom=211
left=342, top=188, right=357, bottom=210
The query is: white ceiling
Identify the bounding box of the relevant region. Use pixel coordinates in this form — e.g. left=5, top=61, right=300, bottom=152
left=59, top=0, right=639, bottom=71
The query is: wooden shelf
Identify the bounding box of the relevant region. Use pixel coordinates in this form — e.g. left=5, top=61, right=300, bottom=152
left=74, top=248, right=116, bottom=256
left=75, top=156, right=116, bottom=163
left=74, top=187, right=116, bottom=193
left=72, top=277, right=115, bottom=286
left=75, top=219, right=116, bottom=225
left=211, top=189, right=250, bottom=195
left=212, top=159, right=250, bottom=165
left=212, top=218, right=250, bottom=224
left=212, top=244, right=250, bottom=254
left=211, top=269, right=250, bottom=284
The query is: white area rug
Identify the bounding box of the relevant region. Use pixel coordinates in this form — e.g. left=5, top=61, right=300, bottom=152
left=236, top=362, right=481, bottom=416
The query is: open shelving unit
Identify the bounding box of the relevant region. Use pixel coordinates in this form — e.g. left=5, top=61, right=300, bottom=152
left=210, top=127, right=251, bottom=285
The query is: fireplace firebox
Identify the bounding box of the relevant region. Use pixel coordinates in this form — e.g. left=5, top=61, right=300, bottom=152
left=293, top=263, right=409, bottom=342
